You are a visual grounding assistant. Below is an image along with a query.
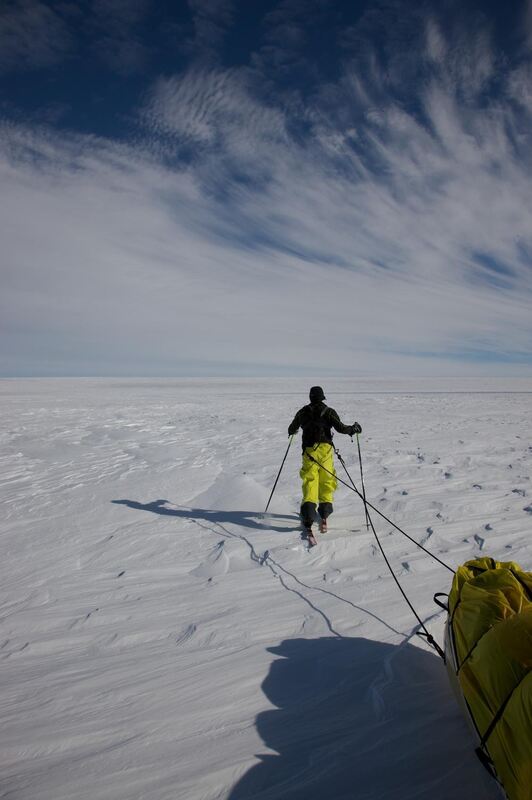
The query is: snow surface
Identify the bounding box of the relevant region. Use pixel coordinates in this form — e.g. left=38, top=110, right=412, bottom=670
left=1, top=377, right=531, bottom=800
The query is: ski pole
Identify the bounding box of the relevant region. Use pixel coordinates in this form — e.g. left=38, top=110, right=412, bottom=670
left=356, top=433, right=370, bottom=531
left=264, top=435, right=294, bottom=514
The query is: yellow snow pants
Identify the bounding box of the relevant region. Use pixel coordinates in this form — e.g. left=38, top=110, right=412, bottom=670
left=300, top=443, right=337, bottom=506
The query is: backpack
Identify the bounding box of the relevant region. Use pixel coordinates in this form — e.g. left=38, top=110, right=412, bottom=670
left=301, top=404, right=331, bottom=447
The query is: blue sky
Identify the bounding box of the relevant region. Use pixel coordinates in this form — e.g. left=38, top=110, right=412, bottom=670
left=1, top=0, right=532, bottom=377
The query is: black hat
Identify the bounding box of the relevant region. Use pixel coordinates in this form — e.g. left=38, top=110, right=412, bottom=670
left=309, top=386, right=325, bottom=402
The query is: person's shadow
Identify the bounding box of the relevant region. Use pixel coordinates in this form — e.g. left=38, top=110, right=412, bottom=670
left=111, top=499, right=299, bottom=533
left=228, top=637, right=496, bottom=800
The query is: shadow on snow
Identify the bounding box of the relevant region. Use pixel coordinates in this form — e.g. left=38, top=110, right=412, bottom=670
left=111, top=499, right=299, bottom=533
left=228, top=636, right=493, bottom=800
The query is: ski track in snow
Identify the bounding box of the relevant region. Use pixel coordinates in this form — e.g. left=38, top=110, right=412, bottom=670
left=1, top=377, right=531, bottom=800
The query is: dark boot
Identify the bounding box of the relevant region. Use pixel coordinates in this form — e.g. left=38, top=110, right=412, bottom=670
left=318, top=502, right=332, bottom=533
left=300, top=501, right=317, bottom=529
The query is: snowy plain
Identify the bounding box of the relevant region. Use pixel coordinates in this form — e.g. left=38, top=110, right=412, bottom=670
left=1, top=377, right=532, bottom=800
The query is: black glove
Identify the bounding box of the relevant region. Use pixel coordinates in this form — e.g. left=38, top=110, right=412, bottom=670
left=349, top=422, right=362, bottom=435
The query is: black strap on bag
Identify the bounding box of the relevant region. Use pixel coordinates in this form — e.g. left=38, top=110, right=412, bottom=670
left=433, top=593, right=449, bottom=612
left=301, top=404, right=330, bottom=449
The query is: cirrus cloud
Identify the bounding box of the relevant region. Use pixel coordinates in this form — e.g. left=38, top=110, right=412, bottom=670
left=1, top=5, right=532, bottom=376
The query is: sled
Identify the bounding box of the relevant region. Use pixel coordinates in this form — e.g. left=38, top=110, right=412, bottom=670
left=436, top=558, right=532, bottom=800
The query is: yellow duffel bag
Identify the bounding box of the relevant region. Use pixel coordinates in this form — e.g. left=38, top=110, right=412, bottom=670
left=442, top=557, right=532, bottom=800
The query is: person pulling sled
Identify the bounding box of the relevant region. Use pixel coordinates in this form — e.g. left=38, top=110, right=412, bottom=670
left=288, top=386, right=361, bottom=543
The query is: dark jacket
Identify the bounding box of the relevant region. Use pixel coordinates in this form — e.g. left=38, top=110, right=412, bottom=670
left=288, top=401, right=354, bottom=450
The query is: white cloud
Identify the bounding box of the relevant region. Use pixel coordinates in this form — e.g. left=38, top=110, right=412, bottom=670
left=508, top=62, right=532, bottom=114
left=1, top=11, right=532, bottom=376
left=425, top=18, right=446, bottom=64
left=142, top=67, right=288, bottom=168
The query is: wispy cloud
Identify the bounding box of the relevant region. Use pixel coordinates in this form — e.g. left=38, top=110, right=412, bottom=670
left=184, top=0, right=235, bottom=62
left=1, top=6, right=532, bottom=376
left=89, top=0, right=151, bottom=75
left=525, top=0, right=532, bottom=50
left=0, top=0, right=72, bottom=72
left=142, top=66, right=288, bottom=178
left=0, top=0, right=152, bottom=78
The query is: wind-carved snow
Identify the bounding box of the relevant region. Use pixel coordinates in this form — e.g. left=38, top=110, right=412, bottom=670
left=1, top=377, right=531, bottom=800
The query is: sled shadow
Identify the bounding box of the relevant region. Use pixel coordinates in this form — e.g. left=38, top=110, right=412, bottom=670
left=228, top=636, right=496, bottom=800
left=111, top=499, right=299, bottom=533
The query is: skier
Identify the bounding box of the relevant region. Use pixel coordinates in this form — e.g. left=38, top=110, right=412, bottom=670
left=288, top=386, right=361, bottom=541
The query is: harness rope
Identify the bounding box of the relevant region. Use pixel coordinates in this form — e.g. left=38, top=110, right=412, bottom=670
left=307, top=445, right=451, bottom=661
left=309, top=447, right=454, bottom=573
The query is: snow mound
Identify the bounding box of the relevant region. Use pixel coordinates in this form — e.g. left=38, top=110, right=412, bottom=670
left=191, top=540, right=230, bottom=578
left=191, top=538, right=262, bottom=578
left=190, top=472, right=268, bottom=512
